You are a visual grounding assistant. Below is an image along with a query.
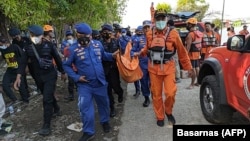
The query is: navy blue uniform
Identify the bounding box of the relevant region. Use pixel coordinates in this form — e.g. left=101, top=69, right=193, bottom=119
left=118, top=35, right=131, bottom=54
left=63, top=40, right=113, bottom=135
left=17, top=40, right=64, bottom=125
left=101, top=38, right=123, bottom=112
left=131, top=34, right=150, bottom=97
left=131, top=34, right=141, bottom=94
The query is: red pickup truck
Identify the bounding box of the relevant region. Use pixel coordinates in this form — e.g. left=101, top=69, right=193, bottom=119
left=198, top=35, right=250, bottom=123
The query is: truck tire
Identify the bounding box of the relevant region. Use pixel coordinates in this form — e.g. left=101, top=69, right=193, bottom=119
left=200, top=75, right=234, bottom=124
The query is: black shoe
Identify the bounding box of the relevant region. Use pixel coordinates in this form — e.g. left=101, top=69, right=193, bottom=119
left=133, top=92, right=140, bottom=98
left=166, top=114, right=176, bottom=125
left=110, top=108, right=116, bottom=117
left=157, top=120, right=164, bottom=127
left=102, top=122, right=111, bottom=133
left=78, top=133, right=95, bottom=141
left=118, top=94, right=123, bottom=103
left=38, top=124, right=51, bottom=136
left=143, top=97, right=150, bottom=107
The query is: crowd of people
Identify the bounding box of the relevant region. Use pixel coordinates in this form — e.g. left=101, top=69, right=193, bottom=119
left=0, top=4, right=248, bottom=141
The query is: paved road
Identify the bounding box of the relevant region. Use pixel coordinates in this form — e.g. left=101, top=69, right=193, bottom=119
left=118, top=78, right=249, bottom=141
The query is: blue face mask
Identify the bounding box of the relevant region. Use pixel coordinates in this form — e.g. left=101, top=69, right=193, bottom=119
left=156, top=21, right=167, bottom=30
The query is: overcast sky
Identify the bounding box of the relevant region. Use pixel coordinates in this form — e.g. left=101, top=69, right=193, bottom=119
left=121, top=0, right=248, bottom=28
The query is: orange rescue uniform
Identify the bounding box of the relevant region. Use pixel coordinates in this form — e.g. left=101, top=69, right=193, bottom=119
left=201, top=31, right=219, bottom=55
left=186, top=32, right=201, bottom=60
left=141, top=28, right=192, bottom=120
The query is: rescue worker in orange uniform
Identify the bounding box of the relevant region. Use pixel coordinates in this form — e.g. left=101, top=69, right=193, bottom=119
left=239, top=25, right=249, bottom=37
left=135, top=10, right=194, bottom=126
left=201, top=22, right=220, bottom=62
left=185, top=18, right=203, bottom=89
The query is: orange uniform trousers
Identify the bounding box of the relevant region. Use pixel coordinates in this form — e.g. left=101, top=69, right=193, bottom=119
left=149, top=70, right=176, bottom=120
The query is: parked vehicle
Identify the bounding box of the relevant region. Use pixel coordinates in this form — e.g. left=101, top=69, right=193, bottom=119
left=198, top=35, right=250, bottom=124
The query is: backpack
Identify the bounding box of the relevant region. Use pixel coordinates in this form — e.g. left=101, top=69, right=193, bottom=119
left=148, top=27, right=176, bottom=69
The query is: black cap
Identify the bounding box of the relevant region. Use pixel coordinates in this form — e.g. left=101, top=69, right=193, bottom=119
left=154, top=10, right=167, bottom=18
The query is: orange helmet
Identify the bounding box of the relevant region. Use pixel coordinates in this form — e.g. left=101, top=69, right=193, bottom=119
left=43, top=25, right=53, bottom=32
left=186, top=18, right=198, bottom=25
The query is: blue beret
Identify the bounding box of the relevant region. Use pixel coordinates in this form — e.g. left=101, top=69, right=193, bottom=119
left=75, top=23, right=92, bottom=35
left=136, top=26, right=143, bottom=31
left=65, top=30, right=73, bottom=36
left=28, top=25, right=43, bottom=36
left=92, top=30, right=100, bottom=35
left=8, top=27, right=21, bottom=36
left=121, top=29, right=126, bottom=33
left=142, top=20, right=151, bottom=27
left=101, top=24, right=113, bottom=31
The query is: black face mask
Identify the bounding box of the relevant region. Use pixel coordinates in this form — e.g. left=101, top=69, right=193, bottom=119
left=186, top=25, right=191, bottom=31
left=78, top=37, right=90, bottom=46
left=102, top=32, right=111, bottom=39
left=93, top=35, right=101, bottom=40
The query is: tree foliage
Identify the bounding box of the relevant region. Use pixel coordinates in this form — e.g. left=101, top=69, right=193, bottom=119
left=175, top=0, right=209, bottom=21
left=0, top=0, right=128, bottom=39
left=212, top=18, right=223, bottom=29
left=156, top=2, right=172, bottom=13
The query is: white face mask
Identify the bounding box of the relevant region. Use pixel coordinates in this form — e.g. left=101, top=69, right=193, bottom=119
left=67, top=39, right=74, bottom=45
left=31, top=36, right=42, bottom=44
left=122, top=33, right=126, bottom=36
left=0, top=45, right=7, bottom=49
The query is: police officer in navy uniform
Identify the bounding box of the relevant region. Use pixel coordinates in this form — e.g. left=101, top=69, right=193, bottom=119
left=63, top=23, right=119, bottom=141
left=131, top=25, right=151, bottom=107
left=61, top=30, right=77, bottom=101
left=131, top=28, right=141, bottom=98
left=92, top=29, right=101, bottom=41
left=14, top=25, right=66, bottom=136
left=114, top=25, right=131, bottom=93
left=100, top=24, right=124, bottom=117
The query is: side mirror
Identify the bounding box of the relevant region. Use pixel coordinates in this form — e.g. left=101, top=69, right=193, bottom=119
left=227, top=35, right=245, bottom=51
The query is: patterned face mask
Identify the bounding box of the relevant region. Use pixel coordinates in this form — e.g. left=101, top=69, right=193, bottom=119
left=77, top=36, right=90, bottom=47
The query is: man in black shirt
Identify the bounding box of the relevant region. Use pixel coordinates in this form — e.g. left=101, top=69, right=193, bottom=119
left=8, top=28, right=35, bottom=94
left=0, top=36, right=29, bottom=104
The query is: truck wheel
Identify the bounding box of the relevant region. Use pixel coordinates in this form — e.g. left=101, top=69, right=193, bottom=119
left=200, top=75, right=234, bottom=124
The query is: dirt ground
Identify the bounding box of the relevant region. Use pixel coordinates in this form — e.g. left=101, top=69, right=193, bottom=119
left=0, top=76, right=125, bottom=141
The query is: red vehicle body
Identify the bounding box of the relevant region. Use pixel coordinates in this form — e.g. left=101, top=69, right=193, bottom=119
left=198, top=35, right=250, bottom=123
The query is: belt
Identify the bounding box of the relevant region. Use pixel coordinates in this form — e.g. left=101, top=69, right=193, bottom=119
left=151, top=58, right=173, bottom=64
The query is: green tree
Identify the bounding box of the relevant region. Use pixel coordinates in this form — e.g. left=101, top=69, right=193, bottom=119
left=212, top=18, right=223, bottom=29
left=0, top=0, right=128, bottom=40
left=156, top=2, right=172, bottom=13
left=175, top=0, right=209, bottom=21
